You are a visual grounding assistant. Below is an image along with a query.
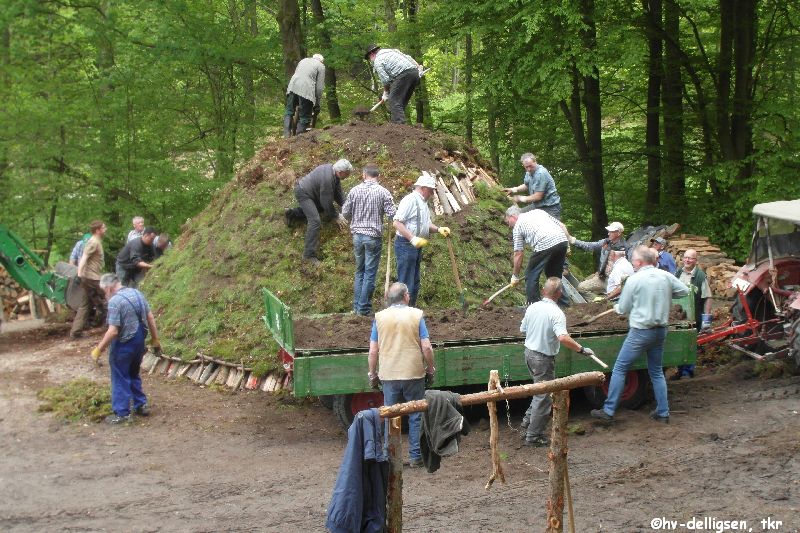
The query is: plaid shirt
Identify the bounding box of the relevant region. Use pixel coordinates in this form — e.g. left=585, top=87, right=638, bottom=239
left=341, top=180, right=396, bottom=238
left=373, top=49, right=418, bottom=85
left=512, top=210, right=567, bottom=252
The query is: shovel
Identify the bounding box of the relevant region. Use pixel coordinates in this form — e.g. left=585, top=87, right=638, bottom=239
left=445, top=237, right=468, bottom=316
left=573, top=308, right=616, bottom=327
left=482, top=283, right=513, bottom=307
left=384, top=233, right=393, bottom=301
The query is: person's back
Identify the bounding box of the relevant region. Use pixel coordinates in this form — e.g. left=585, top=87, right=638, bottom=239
left=117, top=238, right=154, bottom=271
left=618, top=266, right=688, bottom=328
left=514, top=210, right=567, bottom=249
left=374, top=305, right=425, bottom=380
left=520, top=299, right=565, bottom=355
left=287, top=57, right=325, bottom=104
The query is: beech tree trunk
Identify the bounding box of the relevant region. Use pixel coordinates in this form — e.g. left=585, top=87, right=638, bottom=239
left=310, top=0, right=341, bottom=121
left=642, top=0, right=662, bottom=220
left=661, top=0, right=685, bottom=218
left=465, top=34, right=474, bottom=143
left=277, top=0, right=304, bottom=79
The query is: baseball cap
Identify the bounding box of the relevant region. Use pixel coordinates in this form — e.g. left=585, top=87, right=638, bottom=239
left=651, top=236, right=667, bottom=246
left=605, top=221, right=624, bottom=232
left=413, top=174, right=436, bottom=189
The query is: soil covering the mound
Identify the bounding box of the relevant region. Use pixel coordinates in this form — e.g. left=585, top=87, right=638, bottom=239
left=293, top=302, right=690, bottom=350
left=144, top=122, right=521, bottom=367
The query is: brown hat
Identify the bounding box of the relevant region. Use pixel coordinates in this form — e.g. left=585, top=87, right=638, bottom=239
left=364, top=44, right=380, bottom=59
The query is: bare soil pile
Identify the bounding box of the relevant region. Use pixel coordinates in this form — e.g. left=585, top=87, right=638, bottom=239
left=293, top=302, right=691, bottom=350
left=144, top=122, right=522, bottom=366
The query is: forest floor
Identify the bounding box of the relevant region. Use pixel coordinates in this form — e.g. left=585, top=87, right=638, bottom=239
left=1, top=323, right=798, bottom=532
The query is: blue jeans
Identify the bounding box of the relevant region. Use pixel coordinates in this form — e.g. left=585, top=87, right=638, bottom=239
left=109, top=323, right=148, bottom=416
left=353, top=234, right=383, bottom=315
left=382, top=378, right=425, bottom=460
left=395, top=237, right=422, bottom=306
left=603, top=326, right=669, bottom=417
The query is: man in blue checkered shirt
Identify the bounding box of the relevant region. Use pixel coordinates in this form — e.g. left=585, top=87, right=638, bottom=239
left=365, top=44, right=421, bottom=124
left=341, top=164, right=397, bottom=315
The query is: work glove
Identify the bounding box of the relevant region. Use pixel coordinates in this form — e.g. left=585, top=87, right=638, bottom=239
left=512, top=195, right=524, bottom=204
left=592, top=295, right=605, bottom=303
left=151, top=344, right=163, bottom=357
left=580, top=346, right=595, bottom=357
left=382, top=90, right=390, bottom=101
left=437, top=227, right=451, bottom=237
left=509, top=274, right=520, bottom=287
left=410, top=236, right=428, bottom=248
left=368, top=372, right=381, bottom=390
left=336, top=214, right=349, bottom=230
left=568, top=235, right=576, bottom=244
left=425, top=368, right=436, bottom=388
left=90, top=346, right=102, bottom=366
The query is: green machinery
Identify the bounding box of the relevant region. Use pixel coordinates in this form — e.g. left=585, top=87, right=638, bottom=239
left=263, top=288, right=698, bottom=428
left=0, top=223, right=71, bottom=307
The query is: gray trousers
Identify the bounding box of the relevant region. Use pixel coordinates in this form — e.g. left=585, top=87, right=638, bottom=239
left=388, top=68, right=420, bottom=124
left=524, top=349, right=555, bottom=440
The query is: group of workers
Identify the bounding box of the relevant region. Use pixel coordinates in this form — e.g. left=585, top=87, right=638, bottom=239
left=284, top=44, right=423, bottom=136
left=284, top=131, right=716, bottom=459
left=68, top=216, right=167, bottom=424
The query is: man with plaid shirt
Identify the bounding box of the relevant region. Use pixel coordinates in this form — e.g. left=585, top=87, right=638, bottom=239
left=342, top=164, right=397, bottom=315
left=365, top=44, right=421, bottom=124
left=505, top=205, right=570, bottom=305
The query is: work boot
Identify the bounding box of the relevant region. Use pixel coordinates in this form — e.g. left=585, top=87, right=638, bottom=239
left=590, top=409, right=614, bottom=423
left=283, top=115, right=293, bottom=138
left=134, top=404, right=151, bottom=417
left=304, top=257, right=321, bottom=268
left=523, top=436, right=550, bottom=447
left=104, top=414, right=132, bottom=425
left=406, top=457, right=424, bottom=468
left=649, top=410, right=669, bottom=424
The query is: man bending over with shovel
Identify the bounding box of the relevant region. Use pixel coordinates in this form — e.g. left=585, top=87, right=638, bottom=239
left=365, top=44, right=421, bottom=124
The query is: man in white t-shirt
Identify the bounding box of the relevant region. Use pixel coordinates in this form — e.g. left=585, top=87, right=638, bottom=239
left=606, top=250, right=634, bottom=300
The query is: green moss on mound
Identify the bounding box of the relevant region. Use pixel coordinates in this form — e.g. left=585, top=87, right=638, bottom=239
left=144, top=122, right=525, bottom=366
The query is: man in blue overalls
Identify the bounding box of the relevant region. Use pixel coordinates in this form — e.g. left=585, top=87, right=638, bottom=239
left=91, top=273, right=161, bottom=424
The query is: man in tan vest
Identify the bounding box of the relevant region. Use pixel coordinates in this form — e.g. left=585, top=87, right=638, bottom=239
left=368, top=282, right=435, bottom=467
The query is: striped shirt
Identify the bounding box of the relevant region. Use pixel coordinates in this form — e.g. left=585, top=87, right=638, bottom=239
left=107, top=288, right=151, bottom=342
left=341, top=180, right=397, bottom=238
left=512, top=210, right=568, bottom=253
left=373, top=49, right=418, bottom=85
left=394, top=190, right=432, bottom=238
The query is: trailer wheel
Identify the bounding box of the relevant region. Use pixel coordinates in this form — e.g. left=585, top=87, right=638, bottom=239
left=332, top=392, right=384, bottom=429
left=318, top=395, right=334, bottom=409
left=582, top=370, right=649, bottom=410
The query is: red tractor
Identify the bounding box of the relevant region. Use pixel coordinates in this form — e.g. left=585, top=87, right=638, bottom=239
left=698, top=200, right=800, bottom=365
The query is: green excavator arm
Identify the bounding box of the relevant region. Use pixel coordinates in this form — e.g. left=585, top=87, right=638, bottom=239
left=0, top=224, right=68, bottom=305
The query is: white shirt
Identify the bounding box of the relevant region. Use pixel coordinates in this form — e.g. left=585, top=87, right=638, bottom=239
left=394, top=190, right=431, bottom=239
left=512, top=210, right=567, bottom=253
left=520, top=298, right=568, bottom=355
left=606, top=257, right=634, bottom=295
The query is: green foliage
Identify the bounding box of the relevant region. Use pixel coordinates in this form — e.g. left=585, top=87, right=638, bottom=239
left=37, top=378, right=112, bottom=422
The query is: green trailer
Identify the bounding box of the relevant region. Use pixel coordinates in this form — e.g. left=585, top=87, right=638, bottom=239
left=263, top=289, right=698, bottom=428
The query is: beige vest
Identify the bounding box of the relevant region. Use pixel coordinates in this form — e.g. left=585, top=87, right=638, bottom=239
left=375, top=305, right=425, bottom=380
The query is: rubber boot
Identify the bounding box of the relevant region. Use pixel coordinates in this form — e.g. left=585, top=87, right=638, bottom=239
left=283, top=115, right=293, bottom=138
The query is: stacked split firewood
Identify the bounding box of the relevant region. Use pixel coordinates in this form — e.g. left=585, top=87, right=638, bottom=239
left=665, top=234, right=739, bottom=297
left=426, top=154, right=499, bottom=216
left=140, top=351, right=288, bottom=393
left=1, top=267, right=28, bottom=318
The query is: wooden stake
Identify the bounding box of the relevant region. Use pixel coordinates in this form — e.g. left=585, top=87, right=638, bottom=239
left=484, top=370, right=506, bottom=490
left=546, top=390, right=570, bottom=533
left=564, top=463, right=576, bottom=533
left=378, top=372, right=604, bottom=418
left=387, top=417, right=403, bottom=533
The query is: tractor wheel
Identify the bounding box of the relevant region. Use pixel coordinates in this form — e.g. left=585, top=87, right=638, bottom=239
left=332, top=392, right=384, bottom=429
left=582, top=369, right=649, bottom=410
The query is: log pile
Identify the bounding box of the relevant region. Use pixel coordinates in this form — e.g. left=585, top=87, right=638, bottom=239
left=1, top=267, right=29, bottom=319
left=427, top=153, right=500, bottom=217
left=140, top=350, right=289, bottom=394
left=665, top=234, right=739, bottom=297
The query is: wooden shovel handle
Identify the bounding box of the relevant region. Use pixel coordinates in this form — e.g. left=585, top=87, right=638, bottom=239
left=445, top=238, right=463, bottom=293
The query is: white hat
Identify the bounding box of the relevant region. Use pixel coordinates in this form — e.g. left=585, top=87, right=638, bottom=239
left=413, top=174, right=436, bottom=189
left=605, top=221, right=624, bottom=232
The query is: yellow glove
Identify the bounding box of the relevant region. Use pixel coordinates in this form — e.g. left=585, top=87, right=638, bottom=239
left=437, top=227, right=451, bottom=237
left=90, top=346, right=102, bottom=365
left=592, top=295, right=605, bottom=302
left=410, top=236, right=428, bottom=248
left=510, top=275, right=520, bottom=287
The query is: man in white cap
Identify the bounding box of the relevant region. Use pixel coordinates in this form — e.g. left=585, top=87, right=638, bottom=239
left=392, top=174, right=450, bottom=306
left=570, top=221, right=630, bottom=296
left=284, top=54, right=325, bottom=136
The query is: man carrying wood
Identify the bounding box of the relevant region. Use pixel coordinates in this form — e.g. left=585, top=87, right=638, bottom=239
left=365, top=44, right=421, bottom=124
left=503, top=153, right=562, bottom=219
left=70, top=220, right=107, bottom=339
left=520, top=277, right=595, bottom=446
left=285, top=159, right=352, bottom=267
left=569, top=221, right=629, bottom=296
left=672, top=248, right=713, bottom=379
left=283, top=54, right=325, bottom=137
left=341, top=164, right=396, bottom=316
left=393, top=174, right=450, bottom=306
left=591, top=246, right=689, bottom=424
left=368, top=282, right=435, bottom=467
left=91, top=273, right=161, bottom=424
left=505, top=206, right=570, bottom=306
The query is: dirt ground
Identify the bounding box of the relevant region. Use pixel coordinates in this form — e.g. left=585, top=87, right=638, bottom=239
left=1, top=324, right=798, bottom=532
left=293, top=303, right=690, bottom=350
